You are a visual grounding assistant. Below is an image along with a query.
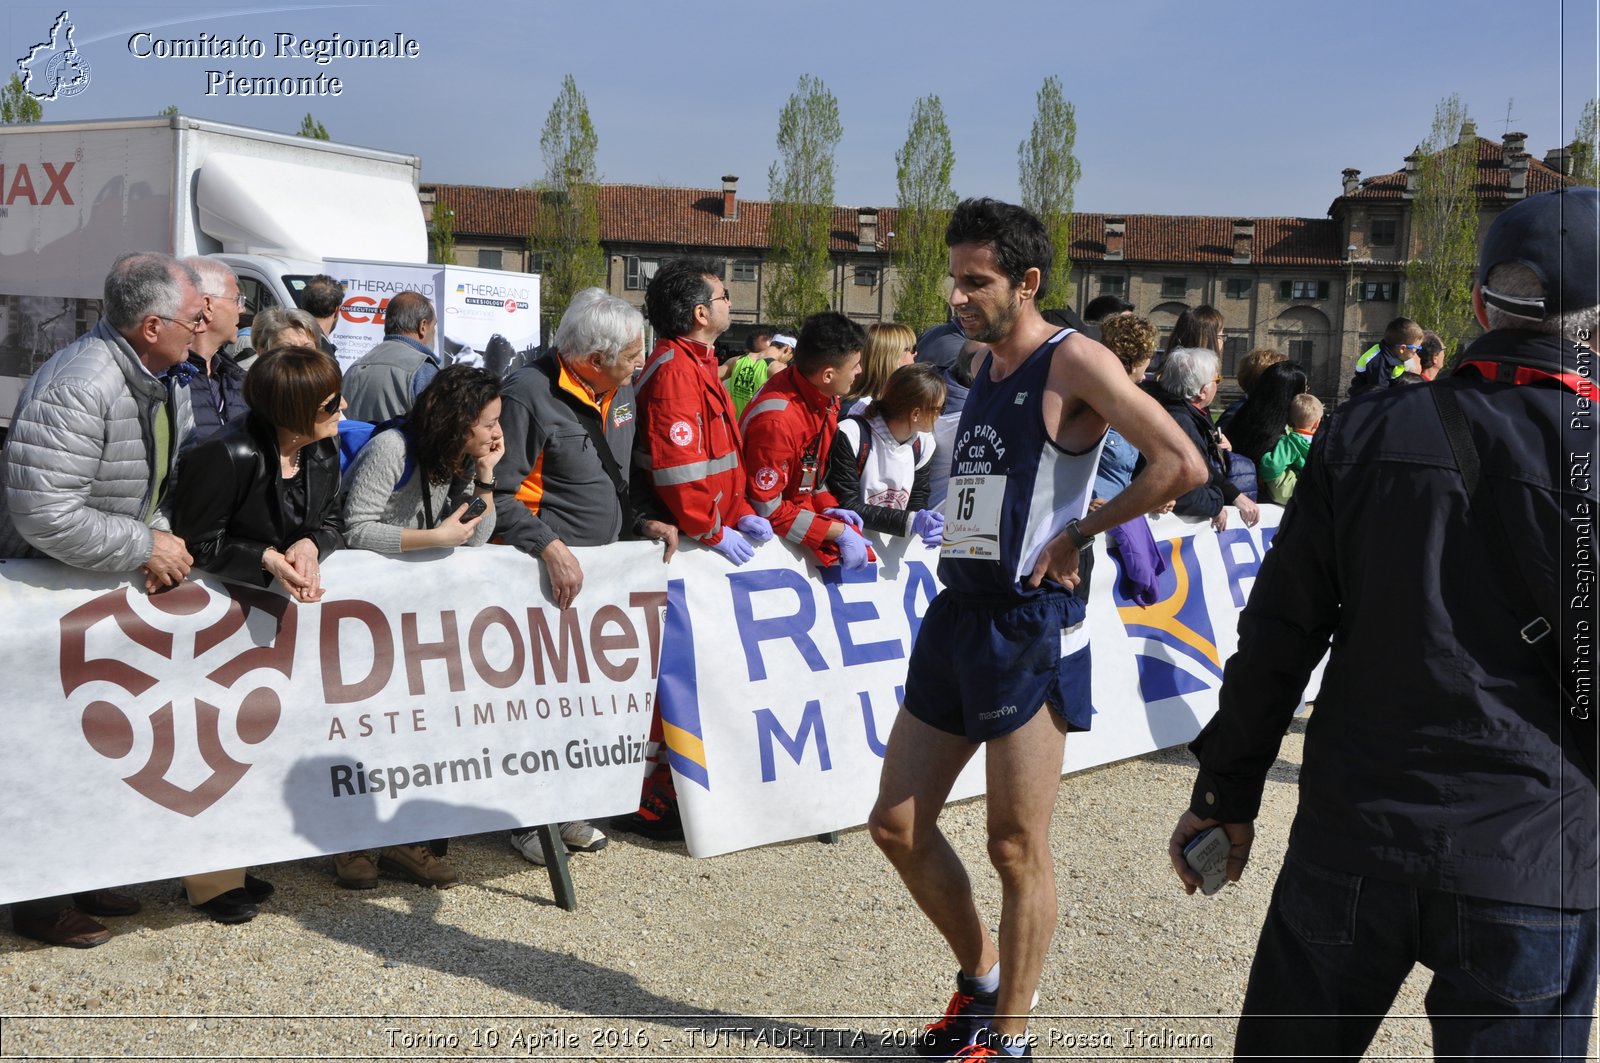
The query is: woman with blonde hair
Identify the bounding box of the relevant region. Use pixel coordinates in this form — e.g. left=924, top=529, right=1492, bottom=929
left=843, top=322, right=917, bottom=416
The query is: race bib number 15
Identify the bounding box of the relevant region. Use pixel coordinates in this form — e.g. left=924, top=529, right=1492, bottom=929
left=940, top=474, right=1003, bottom=560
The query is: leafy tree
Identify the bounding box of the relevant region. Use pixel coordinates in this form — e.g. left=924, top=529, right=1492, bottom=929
left=297, top=113, right=329, bottom=140
left=767, top=74, right=843, bottom=327
left=1, top=74, right=43, bottom=124
left=1403, top=94, right=1480, bottom=355
left=893, top=95, right=957, bottom=333
left=529, top=74, right=604, bottom=332
left=1571, top=98, right=1599, bottom=187
left=159, top=104, right=179, bottom=117
left=430, top=203, right=457, bottom=264
left=1017, top=76, right=1080, bottom=307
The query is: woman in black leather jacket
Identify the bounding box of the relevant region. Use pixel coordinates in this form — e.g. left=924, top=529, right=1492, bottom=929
left=170, top=345, right=345, bottom=602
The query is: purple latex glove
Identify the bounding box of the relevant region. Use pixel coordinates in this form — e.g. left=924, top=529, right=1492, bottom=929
left=734, top=514, right=774, bottom=542
left=911, top=509, right=944, bottom=548
left=835, top=526, right=871, bottom=570
left=708, top=527, right=755, bottom=566
left=823, top=507, right=864, bottom=532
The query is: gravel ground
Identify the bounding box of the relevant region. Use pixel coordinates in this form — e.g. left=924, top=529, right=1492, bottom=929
left=0, top=718, right=1591, bottom=1061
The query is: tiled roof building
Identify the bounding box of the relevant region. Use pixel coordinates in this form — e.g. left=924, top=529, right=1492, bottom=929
left=422, top=125, right=1580, bottom=401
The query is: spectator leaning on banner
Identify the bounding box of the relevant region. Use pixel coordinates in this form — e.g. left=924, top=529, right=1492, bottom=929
left=181, top=256, right=249, bottom=443
left=824, top=362, right=946, bottom=546
left=740, top=311, right=873, bottom=570
left=1169, top=186, right=1599, bottom=1059
left=0, top=252, right=202, bottom=948
left=633, top=258, right=772, bottom=566
left=338, top=364, right=505, bottom=891
left=341, top=290, right=441, bottom=424
left=493, top=288, right=678, bottom=852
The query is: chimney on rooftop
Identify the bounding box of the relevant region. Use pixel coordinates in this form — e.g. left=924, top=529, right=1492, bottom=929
left=721, top=175, right=738, bottom=221
left=1543, top=147, right=1573, bottom=175
left=1232, top=219, right=1255, bottom=264
left=858, top=208, right=879, bottom=252
left=1507, top=152, right=1530, bottom=199
left=1104, top=217, right=1125, bottom=260
left=1341, top=168, right=1361, bottom=195
left=1403, top=150, right=1421, bottom=199
left=1458, top=119, right=1477, bottom=145
left=1502, top=131, right=1527, bottom=161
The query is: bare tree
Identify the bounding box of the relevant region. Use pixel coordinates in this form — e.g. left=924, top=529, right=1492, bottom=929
left=894, top=95, right=957, bottom=333
left=1017, top=76, right=1080, bottom=307
left=1572, top=98, right=1599, bottom=187
left=1403, top=95, right=1480, bottom=355
left=767, top=75, right=843, bottom=328
left=530, top=74, right=605, bottom=332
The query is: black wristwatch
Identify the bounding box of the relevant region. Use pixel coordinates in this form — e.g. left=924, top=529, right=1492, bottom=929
left=1063, top=518, right=1095, bottom=551
left=473, top=479, right=495, bottom=493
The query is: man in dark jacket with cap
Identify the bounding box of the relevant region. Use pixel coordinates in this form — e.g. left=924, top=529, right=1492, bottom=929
left=1169, top=186, right=1598, bottom=1058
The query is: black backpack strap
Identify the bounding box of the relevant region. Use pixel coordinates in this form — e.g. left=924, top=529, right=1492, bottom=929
left=844, top=415, right=872, bottom=476
left=1431, top=384, right=1592, bottom=776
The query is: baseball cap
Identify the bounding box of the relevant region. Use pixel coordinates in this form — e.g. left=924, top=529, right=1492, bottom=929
left=1478, top=186, right=1599, bottom=320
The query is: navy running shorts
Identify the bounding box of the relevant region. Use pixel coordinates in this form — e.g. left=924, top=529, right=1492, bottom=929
left=903, top=589, right=1094, bottom=743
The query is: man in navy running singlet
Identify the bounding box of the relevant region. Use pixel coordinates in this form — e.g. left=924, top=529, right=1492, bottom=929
left=867, top=199, right=1206, bottom=1060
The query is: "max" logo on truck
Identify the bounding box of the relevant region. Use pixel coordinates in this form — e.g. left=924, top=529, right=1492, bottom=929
left=0, top=161, right=75, bottom=205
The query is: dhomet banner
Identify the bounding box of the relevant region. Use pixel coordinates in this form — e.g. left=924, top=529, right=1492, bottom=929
left=658, top=508, right=1317, bottom=859
left=0, top=544, right=666, bottom=904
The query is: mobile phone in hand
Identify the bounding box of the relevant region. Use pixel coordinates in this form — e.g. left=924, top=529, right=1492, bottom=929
left=459, top=496, right=487, bottom=523
left=1183, top=826, right=1230, bottom=896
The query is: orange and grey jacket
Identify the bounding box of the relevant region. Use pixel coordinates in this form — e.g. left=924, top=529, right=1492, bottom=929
left=633, top=337, right=753, bottom=545
left=492, top=351, right=638, bottom=555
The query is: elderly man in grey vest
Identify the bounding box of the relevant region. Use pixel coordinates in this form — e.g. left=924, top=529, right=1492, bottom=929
left=341, top=289, right=440, bottom=423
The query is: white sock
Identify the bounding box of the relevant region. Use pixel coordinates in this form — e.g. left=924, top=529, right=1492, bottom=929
left=994, top=1031, right=1030, bottom=1057
left=965, top=961, right=1000, bottom=995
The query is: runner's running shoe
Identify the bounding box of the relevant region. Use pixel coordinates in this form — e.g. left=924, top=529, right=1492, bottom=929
left=916, top=972, right=996, bottom=1057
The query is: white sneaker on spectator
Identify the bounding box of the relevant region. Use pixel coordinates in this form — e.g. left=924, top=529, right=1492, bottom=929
left=508, top=821, right=609, bottom=867
left=561, top=820, right=608, bottom=852
left=508, top=829, right=550, bottom=866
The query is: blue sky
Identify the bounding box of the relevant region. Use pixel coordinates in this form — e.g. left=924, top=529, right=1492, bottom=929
left=7, top=0, right=1597, bottom=219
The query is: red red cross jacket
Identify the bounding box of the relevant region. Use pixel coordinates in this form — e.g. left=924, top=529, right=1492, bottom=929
left=634, top=336, right=753, bottom=544
left=739, top=367, right=845, bottom=559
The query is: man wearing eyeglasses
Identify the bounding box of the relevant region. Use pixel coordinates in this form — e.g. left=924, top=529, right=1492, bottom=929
left=1347, top=316, right=1425, bottom=397
left=0, top=251, right=201, bottom=949
left=624, top=258, right=771, bottom=841
left=182, top=257, right=250, bottom=442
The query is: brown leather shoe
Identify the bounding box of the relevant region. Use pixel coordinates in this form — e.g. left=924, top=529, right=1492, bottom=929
left=73, top=889, right=141, bottom=918
left=14, top=905, right=111, bottom=948
left=332, top=851, right=379, bottom=890
left=378, top=844, right=460, bottom=889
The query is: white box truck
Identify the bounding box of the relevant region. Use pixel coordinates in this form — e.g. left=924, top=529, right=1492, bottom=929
left=0, top=114, right=428, bottom=427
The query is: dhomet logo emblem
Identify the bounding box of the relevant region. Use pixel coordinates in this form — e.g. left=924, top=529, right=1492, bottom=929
left=18, top=11, right=92, bottom=102
left=61, top=581, right=296, bottom=817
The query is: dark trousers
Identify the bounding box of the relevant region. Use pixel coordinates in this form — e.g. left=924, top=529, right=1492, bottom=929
left=1236, top=851, right=1597, bottom=1062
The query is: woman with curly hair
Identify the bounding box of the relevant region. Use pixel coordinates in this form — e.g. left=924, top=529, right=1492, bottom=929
left=334, top=364, right=505, bottom=891
left=843, top=322, right=917, bottom=416
left=342, top=365, right=505, bottom=554
left=1092, top=314, right=1158, bottom=502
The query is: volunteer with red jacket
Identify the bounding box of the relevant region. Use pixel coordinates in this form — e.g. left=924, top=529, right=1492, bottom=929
left=740, top=312, right=873, bottom=569
left=634, top=258, right=772, bottom=564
